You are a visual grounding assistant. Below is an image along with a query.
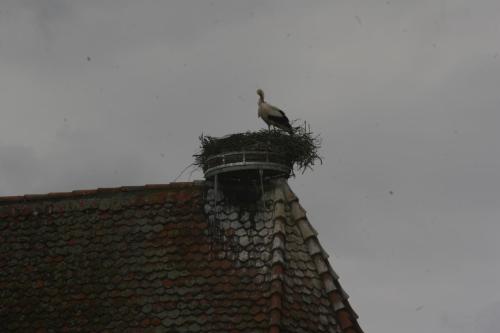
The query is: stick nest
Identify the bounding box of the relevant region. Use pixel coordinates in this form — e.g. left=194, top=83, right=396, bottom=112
left=194, top=123, right=322, bottom=174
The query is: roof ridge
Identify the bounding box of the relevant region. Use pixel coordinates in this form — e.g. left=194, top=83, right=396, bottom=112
left=267, top=184, right=288, bottom=333
left=0, top=181, right=205, bottom=204
left=282, top=182, right=364, bottom=333
left=0, top=182, right=205, bottom=219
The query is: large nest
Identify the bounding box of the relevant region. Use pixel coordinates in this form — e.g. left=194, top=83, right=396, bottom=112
left=194, top=123, right=322, bottom=175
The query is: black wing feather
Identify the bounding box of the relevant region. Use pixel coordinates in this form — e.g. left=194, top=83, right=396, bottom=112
left=276, top=109, right=287, bottom=118
left=268, top=114, right=289, bottom=124
left=268, top=114, right=292, bottom=130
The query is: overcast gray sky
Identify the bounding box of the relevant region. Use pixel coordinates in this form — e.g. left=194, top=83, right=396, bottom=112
left=1, top=1, right=500, bottom=332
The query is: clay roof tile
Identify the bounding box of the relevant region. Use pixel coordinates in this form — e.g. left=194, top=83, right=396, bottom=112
left=0, top=180, right=363, bottom=332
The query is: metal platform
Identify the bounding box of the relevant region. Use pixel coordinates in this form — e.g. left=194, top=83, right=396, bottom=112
left=203, top=151, right=291, bottom=179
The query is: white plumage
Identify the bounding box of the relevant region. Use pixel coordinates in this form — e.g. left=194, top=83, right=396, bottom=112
left=257, top=89, right=293, bottom=134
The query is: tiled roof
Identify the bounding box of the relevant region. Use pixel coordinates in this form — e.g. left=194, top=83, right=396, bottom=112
left=0, top=180, right=363, bottom=333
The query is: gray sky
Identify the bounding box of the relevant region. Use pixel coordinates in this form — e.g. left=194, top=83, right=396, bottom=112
left=1, top=1, right=500, bottom=331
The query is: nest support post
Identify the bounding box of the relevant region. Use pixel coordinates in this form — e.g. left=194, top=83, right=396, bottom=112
left=204, top=150, right=291, bottom=203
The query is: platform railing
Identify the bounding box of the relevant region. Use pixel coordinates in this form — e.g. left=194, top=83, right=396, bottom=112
left=203, top=151, right=291, bottom=179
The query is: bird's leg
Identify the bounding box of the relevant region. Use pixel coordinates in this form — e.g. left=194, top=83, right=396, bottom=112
left=267, top=125, right=271, bottom=149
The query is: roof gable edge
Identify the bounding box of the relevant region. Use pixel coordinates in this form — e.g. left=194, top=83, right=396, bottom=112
left=282, top=182, right=364, bottom=333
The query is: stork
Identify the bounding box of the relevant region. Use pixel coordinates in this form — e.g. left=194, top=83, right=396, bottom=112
left=257, top=89, right=293, bottom=134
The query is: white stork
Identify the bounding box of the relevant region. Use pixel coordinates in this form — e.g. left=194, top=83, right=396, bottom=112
left=257, top=89, right=293, bottom=134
